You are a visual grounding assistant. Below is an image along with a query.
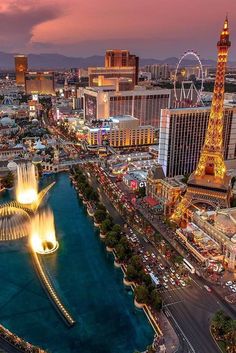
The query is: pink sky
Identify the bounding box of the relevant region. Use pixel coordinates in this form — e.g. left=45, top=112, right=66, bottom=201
left=0, top=0, right=236, bottom=59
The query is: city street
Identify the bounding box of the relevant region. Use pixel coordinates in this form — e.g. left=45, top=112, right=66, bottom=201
left=87, top=165, right=236, bottom=353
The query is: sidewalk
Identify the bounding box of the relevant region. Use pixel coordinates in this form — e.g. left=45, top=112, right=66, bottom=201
left=158, top=312, right=179, bottom=353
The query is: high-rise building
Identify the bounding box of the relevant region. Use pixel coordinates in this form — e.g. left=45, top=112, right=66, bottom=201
left=172, top=17, right=232, bottom=223
left=83, top=87, right=171, bottom=127
left=88, top=49, right=139, bottom=89
left=105, top=49, right=139, bottom=84
left=144, top=64, right=170, bottom=80
left=158, top=106, right=236, bottom=177
left=25, top=72, right=55, bottom=95
left=15, top=55, right=28, bottom=85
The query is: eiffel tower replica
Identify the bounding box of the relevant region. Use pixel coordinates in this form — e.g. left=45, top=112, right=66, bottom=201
left=172, top=17, right=232, bottom=224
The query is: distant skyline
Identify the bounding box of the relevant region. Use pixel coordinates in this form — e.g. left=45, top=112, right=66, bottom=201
left=0, top=0, right=236, bottom=60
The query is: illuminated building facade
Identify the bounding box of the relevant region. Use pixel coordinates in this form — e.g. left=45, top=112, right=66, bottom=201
left=105, top=49, right=139, bottom=84
left=192, top=209, right=236, bottom=272
left=83, top=87, right=171, bottom=127
left=25, top=72, right=55, bottom=95
left=86, top=115, right=154, bottom=147
left=88, top=67, right=136, bottom=89
left=158, top=106, right=236, bottom=177
left=88, top=49, right=139, bottom=89
left=146, top=164, right=186, bottom=216
left=172, top=17, right=232, bottom=224
left=15, top=55, right=28, bottom=85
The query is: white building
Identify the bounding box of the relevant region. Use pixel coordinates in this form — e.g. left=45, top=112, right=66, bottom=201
left=83, top=86, right=171, bottom=128
left=86, top=115, right=155, bottom=148
left=144, top=64, right=170, bottom=80
left=158, top=105, right=236, bottom=177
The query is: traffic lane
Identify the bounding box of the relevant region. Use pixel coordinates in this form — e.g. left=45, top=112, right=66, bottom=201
left=191, top=275, right=236, bottom=319
left=162, top=284, right=222, bottom=353
left=166, top=313, right=193, bottom=353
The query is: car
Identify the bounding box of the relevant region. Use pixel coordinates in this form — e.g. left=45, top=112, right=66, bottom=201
left=231, top=288, right=236, bottom=293
left=170, top=267, right=175, bottom=274
left=170, top=278, right=175, bottom=285
left=176, top=274, right=181, bottom=280
left=163, top=276, right=168, bottom=283
left=204, top=285, right=212, bottom=292
left=226, top=281, right=233, bottom=286
left=163, top=283, right=169, bottom=289
left=180, top=280, right=186, bottom=287
left=159, top=264, right=164, bottom=271
left=151, top=253, right=156, bottom=259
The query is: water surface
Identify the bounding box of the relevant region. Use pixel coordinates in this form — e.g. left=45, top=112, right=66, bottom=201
left=0, top=173, right=154, bottom=353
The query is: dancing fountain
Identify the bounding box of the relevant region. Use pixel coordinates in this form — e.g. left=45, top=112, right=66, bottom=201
left=0, top=162, right=75, bottom=325
left=0, top=206, right=30, bottom=241
left=30, top=208, right=59, bottom=255
left=16, top=163, right=38, bottom=205
left=0, top=163, right=55, bottom=241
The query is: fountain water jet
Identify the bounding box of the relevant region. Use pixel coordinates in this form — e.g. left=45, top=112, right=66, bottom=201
left=16, top=163, right=38, bottom=205
left=30, top=208, right=59, bottom=255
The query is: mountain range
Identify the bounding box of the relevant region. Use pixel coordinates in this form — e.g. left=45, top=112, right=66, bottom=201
left=0, top=51, right=235, bottom=70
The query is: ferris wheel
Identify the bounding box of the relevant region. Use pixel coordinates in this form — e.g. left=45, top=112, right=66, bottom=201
left=173, top=50, right=205, bottom=105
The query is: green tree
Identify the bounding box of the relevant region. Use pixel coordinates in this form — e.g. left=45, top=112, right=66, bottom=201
left=115, top=237, right=132, bottom=262
left=36, top=163, right=43, bottom=178
left=104, top=231, right=119, bottom=248
left=138, top=186, right=146, bottom=198
left=141, top=273, right=153, bottom=289
left=135, top=285, right=149, bottom=304
left=154, top=232, right=162, bottom=243
left=130, top=255, right=143, bottom=271
left=181, top=173, right=190, bottom=184
left=231, top=176, right=236, bottom=187
left=224, top=319, right=236, bottom=352
left=89, top=190, right=99, bottom=202
left=115, top=243, right=127, bottom=262
left=97, top=203, right=106, bottom=212
left=126, top=264, right=139, bottom=282
left=100, top=218, right=113, bottom=234
left=150, top=289, right=162, bottom=311
left=2, top=172, right=14, bottom=188
left=84, top=186, right=93, bottom=200
left=112, top=224, right=121, bottom=235
left=231, top=198, right=236, bottom=208
left=212, top=310, right=228, bottom=336
left=173, top=255, right=183, bottom=265
left=94, top=209, right=107, bottom=224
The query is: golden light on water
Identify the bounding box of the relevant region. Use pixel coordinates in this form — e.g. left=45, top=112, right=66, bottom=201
left=30, top=209, right=59, bottom=255
left=16, top=163, right=38, bottom=205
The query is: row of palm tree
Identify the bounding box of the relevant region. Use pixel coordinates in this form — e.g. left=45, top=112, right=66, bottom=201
left=211, top=310, right=236, bottom=353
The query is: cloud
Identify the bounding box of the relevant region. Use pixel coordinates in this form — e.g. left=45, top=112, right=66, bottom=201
left=0, top=0, right=235, bottom=58
left=0, top=0, right=63, bottom=52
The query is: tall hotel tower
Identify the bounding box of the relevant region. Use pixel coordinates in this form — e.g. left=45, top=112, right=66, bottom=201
left=15, top=55, right=28, bottom=85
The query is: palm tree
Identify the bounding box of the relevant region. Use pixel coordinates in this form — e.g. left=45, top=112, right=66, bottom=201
left=224, top=319, right=236, bottom=353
